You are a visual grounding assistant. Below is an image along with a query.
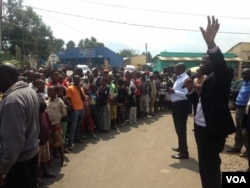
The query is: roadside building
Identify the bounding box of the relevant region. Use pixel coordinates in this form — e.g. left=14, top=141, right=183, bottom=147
left=123, top=55, right=146, bottom=70
left=227, top=42, right=250, bottom=71
left=57, top=47, right=123, bottom=70
left=152, top=51, right=242, bottom=80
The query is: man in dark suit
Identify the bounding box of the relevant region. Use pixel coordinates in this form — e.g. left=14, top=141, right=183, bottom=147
left=185, top=16, right=236, bottom=188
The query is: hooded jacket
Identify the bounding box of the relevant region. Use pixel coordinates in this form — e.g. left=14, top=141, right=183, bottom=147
left=0, top=81, right=40, bottom=175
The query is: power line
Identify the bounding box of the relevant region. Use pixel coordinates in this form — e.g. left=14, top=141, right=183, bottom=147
left=36, top=9, right=129, bottom=49
left=29, top=6, right=250, bottom=35
left=1, top=10, right=130, bottom=50
left=38, top=9, right=90, bottom=39
left=77, top=0, right=250, bottom=21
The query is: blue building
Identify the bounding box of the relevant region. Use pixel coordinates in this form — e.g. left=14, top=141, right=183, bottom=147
left=57, top=47, right=123, bottom=70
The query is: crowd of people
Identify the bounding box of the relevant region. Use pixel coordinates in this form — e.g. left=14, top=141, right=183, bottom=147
left=0, top=58, right=177, bottom=187
left=0, top=16, right=249, bottom=188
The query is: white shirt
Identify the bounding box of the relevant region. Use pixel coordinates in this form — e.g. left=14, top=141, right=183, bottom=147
left=170, top=72, right=189, bottom=102
left=194, top=98, right=206, bottom=127
left=128, top=80, right=137, bottom=95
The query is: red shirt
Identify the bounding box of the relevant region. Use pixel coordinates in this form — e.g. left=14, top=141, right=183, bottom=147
left=135, top=78, right=142, bottom=96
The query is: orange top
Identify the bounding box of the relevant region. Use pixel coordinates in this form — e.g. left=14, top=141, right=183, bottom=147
left=66, top=85, right=84, bottom=110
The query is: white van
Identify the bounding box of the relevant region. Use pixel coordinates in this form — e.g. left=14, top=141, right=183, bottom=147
left=124, top=65, right=136, bottom=73
left=76, top=64, right=91, bottom=74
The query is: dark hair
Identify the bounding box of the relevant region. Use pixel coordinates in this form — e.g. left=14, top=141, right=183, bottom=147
left=131, top=86, right=136, bottom=91
left=0, top=63, right=19, bottom=82
left=101, top=76, right=108, bottom=83
left=55, top=85, right=66, bottom=95
left=74, top=67, right=83, bottom=76
left=49, top=69, right=59, bottom=77
left=117, top=79, right=124, bottom=86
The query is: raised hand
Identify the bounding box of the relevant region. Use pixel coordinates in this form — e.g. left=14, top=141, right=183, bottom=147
left=200, top=16, right=220, bottom=49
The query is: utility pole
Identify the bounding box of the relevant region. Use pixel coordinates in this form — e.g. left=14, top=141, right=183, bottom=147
left=145, top=43, right=148, bottom=63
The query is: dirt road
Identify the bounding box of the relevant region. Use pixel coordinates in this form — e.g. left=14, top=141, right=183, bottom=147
left=41, top=110, right=248, bottom=188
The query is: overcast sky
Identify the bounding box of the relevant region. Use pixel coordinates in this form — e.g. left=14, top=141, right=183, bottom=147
left=22, top=0, right=250, bottom=57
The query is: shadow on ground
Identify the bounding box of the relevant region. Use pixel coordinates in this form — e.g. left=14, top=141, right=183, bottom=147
left=169, top=157, right=199, bottom=173
left=40, top=110, right=172, bottom=187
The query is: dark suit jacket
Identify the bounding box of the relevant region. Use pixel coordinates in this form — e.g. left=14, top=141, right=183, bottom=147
left=188, top=48, right=236, bottom=136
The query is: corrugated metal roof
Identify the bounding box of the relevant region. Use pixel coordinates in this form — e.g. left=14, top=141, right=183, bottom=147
left=224, top=57, right=243, bottom=62
left=156, top=56, right=242, bottom=62
left=157, top=56, right=201, bottom=61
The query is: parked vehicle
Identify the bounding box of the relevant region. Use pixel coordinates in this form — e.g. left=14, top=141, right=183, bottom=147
left=228, top=79, right=244, bottom=110
left=76, top=64, right=91, bottom=74
left=124, top=65, right=136, bottom=73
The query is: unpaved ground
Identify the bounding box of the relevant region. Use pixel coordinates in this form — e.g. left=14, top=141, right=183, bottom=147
left=41, top=110, right=248, bottom=188
left=221, top=110, right=248, bottom=172
left=222, top=134, right=248, bottom=172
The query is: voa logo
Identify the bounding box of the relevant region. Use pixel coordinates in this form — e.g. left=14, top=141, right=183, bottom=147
left=226, top=176, right=246, bottom=184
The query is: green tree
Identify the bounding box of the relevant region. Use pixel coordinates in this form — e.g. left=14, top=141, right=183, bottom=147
left=78, top=39, right=84, bottom=48
left=77, top=37, right=105, bottom=48
left=118, top=49, right=137, bottom=57
left=52, top=38, right=65, bottom=52
left=66, top=40, right=75, bottom=49
left=1, top=0, right=104, bottom=65
left=2, top=0, right=54, bottom=62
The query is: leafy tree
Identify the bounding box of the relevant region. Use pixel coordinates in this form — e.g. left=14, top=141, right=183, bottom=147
left=118, top=49, right=137, bottom=57
left=78, top=39, right=84, bottom=48
left=77, top=37, right=104, bottom=48
left=2, top=0, right=54, bottom=62
left=66, top=40, right=75, bottom=49
left=51, top=38, right=65, bottom=52
left=96, top=42, right=105, bottom=47
left=1, top=0, right=104, bottom=65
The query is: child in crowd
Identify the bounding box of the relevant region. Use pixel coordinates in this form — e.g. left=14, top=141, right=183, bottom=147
left=89, top=84, right=98, bottom=130
left=48, top=70, right=60, bottom=87
left=38, top=101, right=56, bottom=182
left=116, top=79, right=128, bottom=126
left=46, top=86, right=67, bottom=167
left=35, top=78, right=48, bottom=101
left=97, top=77, right=111, bottom=132
left=82, top=78, right=90, bottom=91
left=81, top=93, right=98, bottom=139
left=128, top=86, right=137, bottom=124
left=58, top=74, right=69, bottom=88
left=56, top=85, right=72, bottom=153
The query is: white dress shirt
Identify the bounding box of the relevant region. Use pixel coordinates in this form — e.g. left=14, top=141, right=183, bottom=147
left=170, top=72, right=189, bottom=102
